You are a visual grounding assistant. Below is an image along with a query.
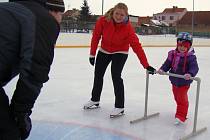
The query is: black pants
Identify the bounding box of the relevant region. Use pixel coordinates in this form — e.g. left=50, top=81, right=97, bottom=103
left=0, top=88, right=20, bottom=140
left=91, top=51, right=128, bottom=108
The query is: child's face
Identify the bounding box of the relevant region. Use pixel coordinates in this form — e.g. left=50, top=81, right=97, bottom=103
left=177, top=41, right=191, bottom=53
left=177, top=45, right=188, bottom=53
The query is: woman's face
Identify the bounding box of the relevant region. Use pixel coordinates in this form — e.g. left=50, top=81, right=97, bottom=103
left=113, top=8, right=127, bottom=23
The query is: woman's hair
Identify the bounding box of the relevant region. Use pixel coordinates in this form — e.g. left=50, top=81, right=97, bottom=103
left=104, top=3, right=128, bottom=21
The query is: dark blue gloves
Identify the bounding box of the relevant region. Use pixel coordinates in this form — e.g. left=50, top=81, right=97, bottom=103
left=14, top=112, right=32, bottom=140
left=89, top=57, right=95, bottom=66
left=146, top=66, right=156, bottom=75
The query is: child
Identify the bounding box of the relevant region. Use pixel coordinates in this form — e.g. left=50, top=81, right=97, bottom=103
left=157, top=32, right=199, bottom=125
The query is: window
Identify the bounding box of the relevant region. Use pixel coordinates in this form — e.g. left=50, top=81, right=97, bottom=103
left=170, top=16, right=174, bottom=20
left=162, top=16, right=165, bottom=20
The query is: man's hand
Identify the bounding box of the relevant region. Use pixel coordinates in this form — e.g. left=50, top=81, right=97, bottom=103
left=14, top=113, right=32, bottom=140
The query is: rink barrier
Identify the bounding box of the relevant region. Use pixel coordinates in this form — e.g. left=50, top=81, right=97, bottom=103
left=55, top=45, right=210, bottom=48
left=130, top=71, right=207, bottom=140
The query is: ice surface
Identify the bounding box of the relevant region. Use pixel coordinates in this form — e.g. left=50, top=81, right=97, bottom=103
left=4, top=34, right=210, bottom=140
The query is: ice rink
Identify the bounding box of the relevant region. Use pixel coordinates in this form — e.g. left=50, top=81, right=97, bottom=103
left=4, top=34, right=210, bottom=140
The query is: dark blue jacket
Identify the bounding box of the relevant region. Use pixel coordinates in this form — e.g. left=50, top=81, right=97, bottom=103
left=160, top=48, right=199, bottom=87
left=0, top=1, right=60, bottom=113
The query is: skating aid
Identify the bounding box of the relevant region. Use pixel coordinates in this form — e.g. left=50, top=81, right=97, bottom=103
left=130, top=70, right=207, bottom=140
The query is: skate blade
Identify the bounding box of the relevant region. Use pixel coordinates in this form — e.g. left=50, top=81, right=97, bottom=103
left=84, top=105, right=100, bottom=110
left=110, top=113, right=124, bottom=118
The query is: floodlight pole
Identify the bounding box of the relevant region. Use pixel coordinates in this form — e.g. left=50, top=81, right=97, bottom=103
left=192, top=0, right=194, bottom=36
left=102, top=0, right=104, bottom=15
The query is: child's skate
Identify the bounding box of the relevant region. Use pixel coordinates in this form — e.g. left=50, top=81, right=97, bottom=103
left=174, top=118, right=184, bottom=125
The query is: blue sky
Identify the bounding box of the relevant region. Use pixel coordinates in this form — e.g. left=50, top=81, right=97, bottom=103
left=1, top=0, right=209, bottom=16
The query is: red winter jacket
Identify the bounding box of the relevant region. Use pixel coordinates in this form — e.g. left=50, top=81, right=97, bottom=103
left=90, top=16, right=149, bottom=68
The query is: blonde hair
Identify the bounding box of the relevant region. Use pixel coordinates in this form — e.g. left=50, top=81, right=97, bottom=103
left=104, top=3, right=128, bottom=21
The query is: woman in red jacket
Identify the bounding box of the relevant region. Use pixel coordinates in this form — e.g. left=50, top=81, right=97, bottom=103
left=84, top=3, right=155, bottom=117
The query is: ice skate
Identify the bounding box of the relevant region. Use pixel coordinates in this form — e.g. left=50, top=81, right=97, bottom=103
left=83, top=100, right=100, bottom=109
left=110, top=108, right=124, bottom=118
left=174, top=118, right=184, bottom=125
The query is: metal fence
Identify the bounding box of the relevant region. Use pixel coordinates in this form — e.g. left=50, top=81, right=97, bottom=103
left=135, top=26, right=176, bottom=35
left=60, top=20, right=210, bottom=38
left=60, top=21, right=95, bottom=33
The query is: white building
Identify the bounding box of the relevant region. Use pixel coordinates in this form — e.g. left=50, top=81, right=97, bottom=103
left=153, top=6, right=187, bottom=26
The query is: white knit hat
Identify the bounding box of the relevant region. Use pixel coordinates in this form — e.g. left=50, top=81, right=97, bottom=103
left=46, top=0, right=65, bottom=12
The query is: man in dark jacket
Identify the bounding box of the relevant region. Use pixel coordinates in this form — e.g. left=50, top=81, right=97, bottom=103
left=0, top=0, right=65, bottom=139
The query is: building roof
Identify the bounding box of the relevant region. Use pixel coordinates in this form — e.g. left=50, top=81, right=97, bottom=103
left=63, top=9, right=80, bottom=18
left=163, top=6, right=186, bottom=14
left=178, top=11, right=210, bottom=25
left=138, top=16, right=152, bottom=25
left=151, top=20, right=169, bottom=26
